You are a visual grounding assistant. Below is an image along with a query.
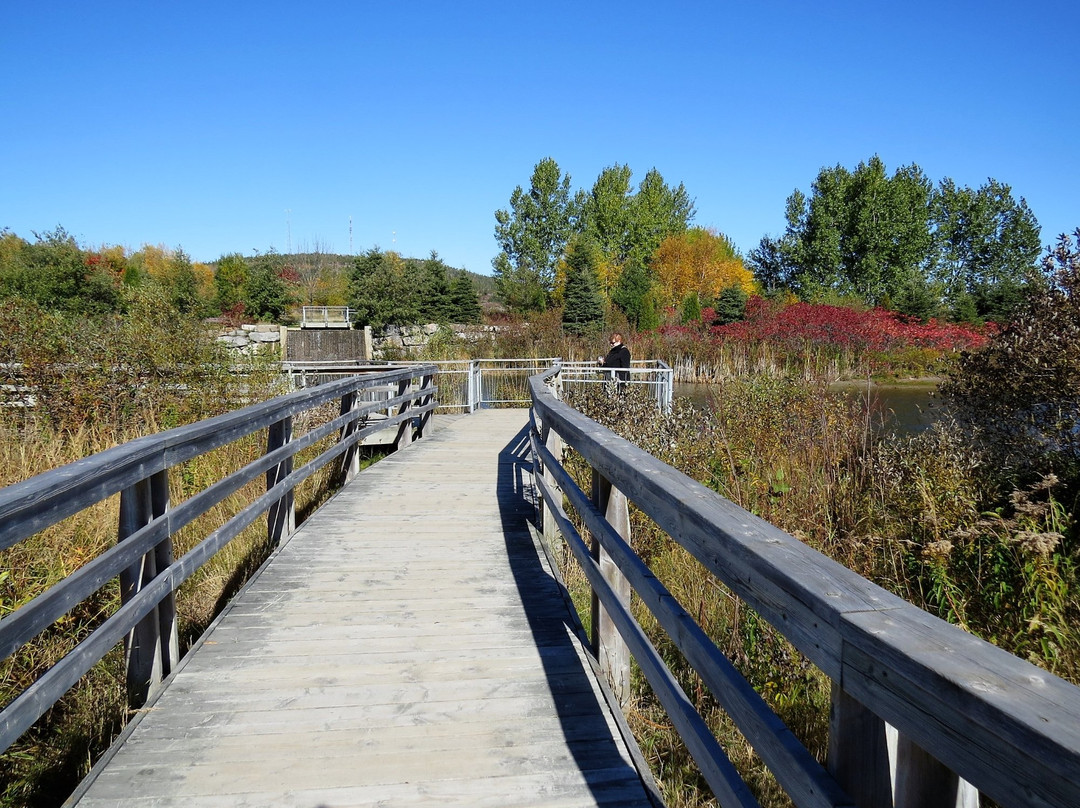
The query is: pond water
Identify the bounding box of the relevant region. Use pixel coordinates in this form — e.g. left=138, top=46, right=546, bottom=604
left=674, top=380, right=948, bottom=436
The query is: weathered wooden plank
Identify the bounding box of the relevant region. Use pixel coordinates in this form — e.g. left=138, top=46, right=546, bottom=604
left=840, top=607, right=1080, bottom=808
left=71, top=409, right=654, bottom=808
left=77, top=767, right=651, bottom=808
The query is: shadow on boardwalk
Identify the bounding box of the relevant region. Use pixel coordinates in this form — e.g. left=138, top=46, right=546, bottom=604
left=496, top=422, right=659, bottom=806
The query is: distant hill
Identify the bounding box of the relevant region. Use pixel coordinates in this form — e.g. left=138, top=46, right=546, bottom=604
left=229, top=251, right=496, bottom=296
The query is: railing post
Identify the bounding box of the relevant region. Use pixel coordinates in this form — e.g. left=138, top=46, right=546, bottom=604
left=267, top=415, right=295, bottom=545
left=337, top=389, right=360, bottom=485
left=416, top=372, right=435, bottom=438
left=892, top=731, right=979, bottom=808
left=540, top=419, right=563, bottom=552
left=829, top=685, right=977, bottom=808
left=591, top=469, right=632, bottom=704
left=395, top=378, right=414, bottom=449
left=467, top=360, right=477, bottom=413
left=118, top=468, right=174, bottom=707
left=829, top=685, right=893, bottom=808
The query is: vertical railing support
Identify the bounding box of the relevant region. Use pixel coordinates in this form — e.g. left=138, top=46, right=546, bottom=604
left=467, top=360, right=477, bottom=413
left=829, top=685, right=977, bottom=808
left=118, top=468, right=175, bottom=707
left=590, top=469, right=632, bottom=704
left=267, top=416, right=295, bottom=545
left=892, top=730, right=979, bottom=808
left=337, top=390, right=360, bottom=485
left=829, top=686, right=893, bottom=808
left=540, top=419, right=563, bottom=553
left=395, top=378, right=414, bottom=449
left=416, top=372, right=435, bottom=439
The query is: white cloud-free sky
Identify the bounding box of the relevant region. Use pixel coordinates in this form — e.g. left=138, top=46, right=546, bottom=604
left=3, top=1, right=1077, bottom=273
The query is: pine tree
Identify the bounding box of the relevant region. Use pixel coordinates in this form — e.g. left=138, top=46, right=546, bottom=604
left=612, top=259, right=659, bottom=330
left=561, top=239, right=605, bottom=335
left=449, top=273, right=483, bottom=323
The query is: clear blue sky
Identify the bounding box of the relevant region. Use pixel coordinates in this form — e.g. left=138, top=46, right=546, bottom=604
left=3, top=1, right=1077, bottom=274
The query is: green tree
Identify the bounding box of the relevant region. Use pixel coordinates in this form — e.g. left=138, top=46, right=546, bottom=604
left=449, top=273, right=483, bottom=324
left=628, top=168, right=695, bottom=267
left=214, top=253, right=249, bottom=314
left=578, top=164, right=634, bottom=265
left=349, top=247, right=423, bottom=330
left=167, top=248, right=203, bottom=315
left=0, top=227, right=119, bottom=314
left=931, top=178, right=1042, bottom=320
left=245, top=251, right=291, bottom=321
left=746, top=235, right=794, bottom=296
left=416, top=251, right=455, bottom=323
left=493, top=157, right=577, bottom=312
left=561, top=237, right=606, bottom=335
left=711, top=284, right=749, bottom=325
left=612, top=259, right=659, bottom=331
left=679, top=291, right=702, bottom=324
left=783, top=156, right=933, bottom=305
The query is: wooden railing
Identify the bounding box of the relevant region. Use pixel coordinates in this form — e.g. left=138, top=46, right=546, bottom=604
left=0, top=365, right=437, bottom=754
left=528, top=363, right=1080, bottom=808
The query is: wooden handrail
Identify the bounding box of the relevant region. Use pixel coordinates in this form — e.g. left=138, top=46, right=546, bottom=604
left=528, top=363, right=1080, bottom=808
left=0, top=364, right=437, bottom=754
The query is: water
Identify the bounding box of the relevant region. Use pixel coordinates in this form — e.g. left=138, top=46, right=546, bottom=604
left=674, top=380, right=947, bottom=435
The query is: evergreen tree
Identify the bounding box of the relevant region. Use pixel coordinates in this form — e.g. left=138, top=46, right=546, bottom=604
left=711, top=285, right=749, bottom=325
left=416, top=251, right=455, bottom=323
left=679, top=291, right=702, bottom=324
left=561, top=238, right=605, bottom=335
left=612, top=259, right=659, bottom=331
left=246, top=251, right=291, bottom=321
left=449, top=273, right=483, bottom=323
left=348, top=248, right=422, bottom=329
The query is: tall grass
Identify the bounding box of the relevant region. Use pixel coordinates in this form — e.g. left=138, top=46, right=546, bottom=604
left=0, top=297, right=352, bottom=807
left=560, top=376, right=1078, bottom=806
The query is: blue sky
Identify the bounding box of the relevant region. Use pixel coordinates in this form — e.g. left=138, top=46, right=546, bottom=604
left=3, top=1, right=1077, bottom=274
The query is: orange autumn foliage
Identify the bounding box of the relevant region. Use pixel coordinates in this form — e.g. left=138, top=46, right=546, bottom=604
left=652, top=227, right=754, bottom=308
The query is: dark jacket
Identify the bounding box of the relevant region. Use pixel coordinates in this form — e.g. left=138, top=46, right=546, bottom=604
left=601, top=343, right=631, bottom=382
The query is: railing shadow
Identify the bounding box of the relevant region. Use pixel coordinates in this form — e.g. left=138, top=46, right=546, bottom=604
left=496, top=422, right=657, bottom=805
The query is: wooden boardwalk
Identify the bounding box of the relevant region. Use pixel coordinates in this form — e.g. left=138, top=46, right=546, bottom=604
left=69, top=409, right=656, bottom=808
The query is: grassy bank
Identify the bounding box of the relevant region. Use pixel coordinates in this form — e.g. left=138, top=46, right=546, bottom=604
left=559, top=379, right=1078, bottom=806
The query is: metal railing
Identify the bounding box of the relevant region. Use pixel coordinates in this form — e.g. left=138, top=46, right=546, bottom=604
left=281, top=358, right=674, bottom=412
left=299, top=306, right=352, bottom=328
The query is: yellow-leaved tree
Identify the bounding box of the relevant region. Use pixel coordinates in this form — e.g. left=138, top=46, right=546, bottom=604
left=651, top=228, right=754, bottom=309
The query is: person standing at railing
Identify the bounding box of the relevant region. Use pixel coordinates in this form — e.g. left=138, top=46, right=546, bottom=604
left=598, top=333, right=631, bottom=390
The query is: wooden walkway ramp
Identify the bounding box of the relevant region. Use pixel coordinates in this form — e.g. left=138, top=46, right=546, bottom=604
left=69, top=409, right=655, bottom=808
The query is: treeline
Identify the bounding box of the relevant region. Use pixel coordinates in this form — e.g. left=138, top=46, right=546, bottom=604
left=349, top=249, right=483, bottom=330
left=0, top=228, right=488, bottom=330
left=750, top=156, right=1043, bottom=321
left=494, top=155, right=1048, bottom=331
left=492, top=158, right=751, bottom=330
